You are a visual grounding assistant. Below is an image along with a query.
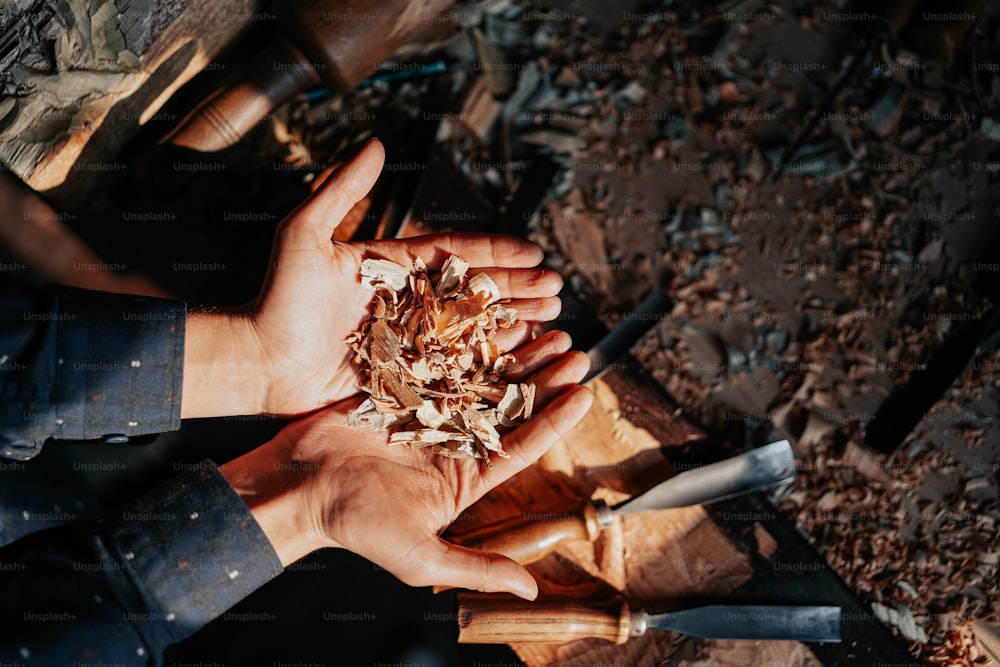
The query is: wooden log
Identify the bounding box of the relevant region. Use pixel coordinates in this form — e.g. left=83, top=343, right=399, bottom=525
left=0, top=0, right=262, bottom=209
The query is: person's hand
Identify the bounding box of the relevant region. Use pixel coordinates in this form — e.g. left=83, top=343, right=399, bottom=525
left=181, top=139, right=563, bottom=418
left=219, top=332, right=593, bottom=599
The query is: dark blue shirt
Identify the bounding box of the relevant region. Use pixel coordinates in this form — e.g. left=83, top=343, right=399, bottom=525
left=0, top=278, right=282, bottom=664
left=0, top=280, right=185, bottom=460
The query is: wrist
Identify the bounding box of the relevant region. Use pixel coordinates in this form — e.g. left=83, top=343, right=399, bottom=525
left=218, top=436, right=327, bottom=567
left=181, top=309, right=268, bottom=418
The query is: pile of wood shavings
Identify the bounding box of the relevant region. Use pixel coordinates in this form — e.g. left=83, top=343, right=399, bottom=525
left=346, top=255, right=535, bottom=466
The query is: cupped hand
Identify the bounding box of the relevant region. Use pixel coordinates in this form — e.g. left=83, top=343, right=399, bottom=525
left=220, top=331, right=593, bottom=600
left=181, top=139, right=562, bottom=419
left=250, top=138, right=563, bottom=416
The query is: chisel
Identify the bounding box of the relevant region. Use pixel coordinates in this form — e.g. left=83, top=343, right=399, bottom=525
left=168, top=0, right=455, bottom=152
left=454, top=440, right=793, bottom=565
left=457, top=593, right=841, bottom=644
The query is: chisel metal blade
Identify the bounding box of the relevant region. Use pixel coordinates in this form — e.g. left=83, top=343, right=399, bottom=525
left=612, top=439, right=794, bottom=516
left=583, top=289, right=674, bottom=383
left=647, top=604, right=841, bottom=642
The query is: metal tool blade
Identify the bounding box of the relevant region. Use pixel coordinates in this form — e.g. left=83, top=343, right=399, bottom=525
left=583, top=289, right=674, bottom=383
left=611, top=440, right=794, bottom=516
left=647, top=605, right=841, bottom=642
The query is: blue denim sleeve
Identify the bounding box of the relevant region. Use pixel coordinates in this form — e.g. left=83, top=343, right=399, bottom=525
left=0, top=462, right=282, bottom=665
left=0, top=278, right=186, bottom=460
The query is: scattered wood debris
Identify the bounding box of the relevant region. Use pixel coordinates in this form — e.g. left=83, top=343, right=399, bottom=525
left=346, top=255, right=534, bottom=466
left=277, top=0, right=1000, bottom=662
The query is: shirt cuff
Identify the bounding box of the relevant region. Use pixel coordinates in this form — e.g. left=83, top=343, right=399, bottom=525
left=100, top=461, right=283, bottom=643
left=52, top=286, right=186, bottom=440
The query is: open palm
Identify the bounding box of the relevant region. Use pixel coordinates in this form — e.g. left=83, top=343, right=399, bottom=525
left=248, top=139, right=563, bottom=416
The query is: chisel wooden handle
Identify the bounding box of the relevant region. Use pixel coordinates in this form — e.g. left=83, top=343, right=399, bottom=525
left=457, top=501, right=611, bottom=566
left=457, top=593, right=640, bottom=644
left=169, top=0, right=454, bottom=152
left=170, top=36, right=320, bottom=152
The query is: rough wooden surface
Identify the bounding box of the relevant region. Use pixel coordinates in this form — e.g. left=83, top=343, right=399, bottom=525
left=0, top=0, right=260, bottom=209
left=447, top=369, right=814, bottom=666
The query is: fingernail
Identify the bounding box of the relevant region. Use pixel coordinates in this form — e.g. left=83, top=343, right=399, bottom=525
left=523, top=243, right=544, bottom=264
left=511, top=579, right=538, bottom=601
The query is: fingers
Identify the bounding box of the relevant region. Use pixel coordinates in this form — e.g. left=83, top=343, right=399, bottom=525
left=402, top=537, right=539, bottom=600
left=362, top=233, right=544, bottom=270
left=481, top=385, right=593, bottom=494
left=501, top=330, right=573, bottom=382
left=490, top=320, right=533, bottom=353
left=503, top=297, right=562, bottom=322
left=470, top=267, right=562, bottom=299
left=489, top=296, right=562, bottom=352
left=523, top=349, right=591, bottom=408
left=281, top=139, right=385, bottom=246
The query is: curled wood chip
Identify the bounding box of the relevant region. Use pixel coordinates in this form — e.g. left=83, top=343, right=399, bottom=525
left=360, top=259, right=411, bottom=292
left=348, top=255, right=535, bottom=466
left=871, top=601, right=929, bottom=643
left=436, top=255, right=470, bottom=296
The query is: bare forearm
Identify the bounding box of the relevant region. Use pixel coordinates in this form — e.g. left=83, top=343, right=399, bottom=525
left=218, top=438, right=327, bottom=567
left=181, top=310, right=267, bottom=419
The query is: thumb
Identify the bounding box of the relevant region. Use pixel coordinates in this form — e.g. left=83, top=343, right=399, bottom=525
left=412, top=538, right=539, bottom=601
left=282, top=138, right=385, bottom=245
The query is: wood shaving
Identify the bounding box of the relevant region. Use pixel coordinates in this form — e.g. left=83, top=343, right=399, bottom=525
left=347, top=255, right=535, bottom=466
